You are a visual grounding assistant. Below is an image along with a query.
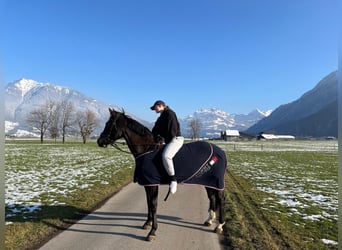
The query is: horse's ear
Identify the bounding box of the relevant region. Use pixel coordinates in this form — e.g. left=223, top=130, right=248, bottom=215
left=109, top=108, right=115, bottom=116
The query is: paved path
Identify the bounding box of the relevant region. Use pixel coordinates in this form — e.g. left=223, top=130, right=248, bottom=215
left=39, top=183, right=222, bottom=250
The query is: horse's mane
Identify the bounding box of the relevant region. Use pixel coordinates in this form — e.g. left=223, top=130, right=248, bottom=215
left=120, top=111, right=153, bottom=137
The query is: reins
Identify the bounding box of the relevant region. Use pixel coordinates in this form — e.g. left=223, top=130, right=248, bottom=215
left=110, top=142, right=131, bottom=154
left=110, top=141, right=161, bottom=157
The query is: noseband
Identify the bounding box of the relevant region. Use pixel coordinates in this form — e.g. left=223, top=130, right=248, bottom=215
left=100, top=117, right=119, bottom=147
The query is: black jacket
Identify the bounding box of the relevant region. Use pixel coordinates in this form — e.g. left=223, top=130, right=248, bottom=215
left=152, top=107, right=181, bottom=144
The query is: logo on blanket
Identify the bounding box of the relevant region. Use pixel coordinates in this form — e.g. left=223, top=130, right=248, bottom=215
left=195, top=156, right=218, bottom=178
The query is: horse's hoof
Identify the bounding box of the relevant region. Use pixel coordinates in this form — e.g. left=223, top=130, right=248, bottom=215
left=142, top=223, right=151, bottom=230
left=146, top=234, right=156, bottom=241
left=204, top=220, right=212, bottom=226
left=214, top=227, right=223, bottom=234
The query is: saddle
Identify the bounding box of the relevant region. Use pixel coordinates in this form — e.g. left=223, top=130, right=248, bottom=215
left=134, top=141, right=227, bottom=190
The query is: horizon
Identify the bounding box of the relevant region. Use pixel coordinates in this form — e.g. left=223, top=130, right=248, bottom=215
left=1, top=1, right=338, bottom=122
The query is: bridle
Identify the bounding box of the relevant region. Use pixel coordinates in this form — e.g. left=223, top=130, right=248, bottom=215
left=99, top=116, right=132, bottom=154
left=100, top=114, right=159, bottom=157
left=100, top=116, right=119, bottom=146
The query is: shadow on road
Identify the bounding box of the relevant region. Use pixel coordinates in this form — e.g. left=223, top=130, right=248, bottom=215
left=7, top=204, right=216, bottom=244
left=42, top=210, right=215, bottom=241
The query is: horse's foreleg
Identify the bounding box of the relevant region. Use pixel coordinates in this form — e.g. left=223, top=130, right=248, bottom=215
left=144, top=186, right=159, bottom=241
left=143, top=186, right=152, bottom=230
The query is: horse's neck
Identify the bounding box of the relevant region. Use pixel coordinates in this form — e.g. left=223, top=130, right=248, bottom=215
left=122, top=128, right=156, bottom=157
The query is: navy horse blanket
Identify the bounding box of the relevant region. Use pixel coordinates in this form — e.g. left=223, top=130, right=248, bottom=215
left=134, top=141, right=227, bottom=190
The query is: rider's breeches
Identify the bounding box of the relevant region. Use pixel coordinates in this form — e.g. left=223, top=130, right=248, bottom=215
left=162, top=136, right=184, bottom=176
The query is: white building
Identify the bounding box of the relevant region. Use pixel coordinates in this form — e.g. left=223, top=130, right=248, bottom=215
left=258, top=133, right=295, bottom=140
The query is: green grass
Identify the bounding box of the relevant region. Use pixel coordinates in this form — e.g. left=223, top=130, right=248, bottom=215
left=5, top=139, right=135, bottom=250
left=219, top=140, right=338, bottom=249
left=5, top=139, right=338, bottom=249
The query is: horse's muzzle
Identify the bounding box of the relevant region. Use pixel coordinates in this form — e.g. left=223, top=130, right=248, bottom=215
left=97, top=137, right=109, bottom=147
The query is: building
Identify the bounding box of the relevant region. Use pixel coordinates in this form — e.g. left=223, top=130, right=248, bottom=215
left=257, top=133, right=295, bottom=140
left=221, top=130, right=240, bottom=141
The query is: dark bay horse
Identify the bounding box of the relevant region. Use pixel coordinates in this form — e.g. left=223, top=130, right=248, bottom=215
left=97, top=108, right=227, bottom=241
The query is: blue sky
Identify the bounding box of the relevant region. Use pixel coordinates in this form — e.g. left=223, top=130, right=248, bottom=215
left=1, top=0, right=338, bottom=122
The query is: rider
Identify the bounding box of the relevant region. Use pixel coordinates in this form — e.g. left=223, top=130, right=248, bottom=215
left=150, top=100, right=184, bottom=194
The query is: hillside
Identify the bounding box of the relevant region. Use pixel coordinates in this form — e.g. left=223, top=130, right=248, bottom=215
left=246, top=71, right=338, bottom=138
left=5, top=79, right=125, bottom=136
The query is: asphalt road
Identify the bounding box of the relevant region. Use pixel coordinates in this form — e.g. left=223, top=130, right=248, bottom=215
left=39, top=183, right=223, bottom=250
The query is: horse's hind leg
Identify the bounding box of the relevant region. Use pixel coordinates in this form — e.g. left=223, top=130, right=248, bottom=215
left=204, top=187, right=217, bottom=226
left=214, top=189, right=225, bottom=234
left=143, top=186, right=159, bottom=241
left=205, top=188, right=225, bottom=233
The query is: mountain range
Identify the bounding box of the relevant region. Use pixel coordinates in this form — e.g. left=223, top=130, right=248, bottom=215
left=4, top=79, right=270, bottom=138
left=5, top=79, right=137, bottom=137
left=5, top=70, right=337, bottom=139
left=179, top=108, right=271, bottom=138
left=246, top=70, right=338, bottom=138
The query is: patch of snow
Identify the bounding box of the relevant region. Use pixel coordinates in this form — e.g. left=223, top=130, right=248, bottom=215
left=278, top=198, right=302, bottom=208
left=5, top=143, right=132, bottom=220
left=5, top=121, right=18, bottom=133
left=321, top=239, right=338, bottom=245
left=14, top=130, right=40, bottom=138
left=14, top=78, right=40, bottom=98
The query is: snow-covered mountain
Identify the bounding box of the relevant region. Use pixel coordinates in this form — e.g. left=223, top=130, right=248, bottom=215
left=179, top=108, right=271, bottom=138
left=5, top=78, right=270, bottom=138
left=5, top=79, right=124, bottom=137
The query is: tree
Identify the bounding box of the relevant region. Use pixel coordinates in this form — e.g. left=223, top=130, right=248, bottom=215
left=49, top=125, right=59, bottom=142
left=59, top=100, right=75, bottom=143
left=188, top=118, right=202, bottom=140
left=75, top=109, right=99, bottom=144
left=48, top=102, right=61, bottom=142
left=27, top=100, right=57, bottom=143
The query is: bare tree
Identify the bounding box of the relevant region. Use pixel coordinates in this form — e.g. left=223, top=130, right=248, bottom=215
left=27, top=100, right=56, bottom=143
left=49, top=102, right=61, bottom=142
left=188, top=118, right=202, bottom=140
left=49, top=124, right=59, bottom=142
left=75, top=109, right=99, bottom=144
left=59, top=100, right=75, bottom=143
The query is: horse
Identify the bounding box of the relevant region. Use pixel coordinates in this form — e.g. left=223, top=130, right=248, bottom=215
left=97, top=108, right=227, bottom=241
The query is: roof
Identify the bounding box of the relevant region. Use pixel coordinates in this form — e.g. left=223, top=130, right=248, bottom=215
left=260, top=133, right=295, bottom=140
left=224, top=130, right=240, bottom=136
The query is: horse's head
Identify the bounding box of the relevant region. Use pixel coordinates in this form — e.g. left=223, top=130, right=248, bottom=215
left=97, top=108, right=124, bottom=147
left=98, top=108, right=156, bottom=156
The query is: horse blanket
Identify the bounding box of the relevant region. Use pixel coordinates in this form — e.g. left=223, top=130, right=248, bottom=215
left=134, top=141, right=227, bottom=190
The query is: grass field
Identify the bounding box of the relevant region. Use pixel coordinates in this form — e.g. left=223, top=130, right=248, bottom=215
left=5, top=139, right=338, bottom=249
left=5, top=139, right=135, bottom=250
left=218, top=140, right=338, bottom=249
